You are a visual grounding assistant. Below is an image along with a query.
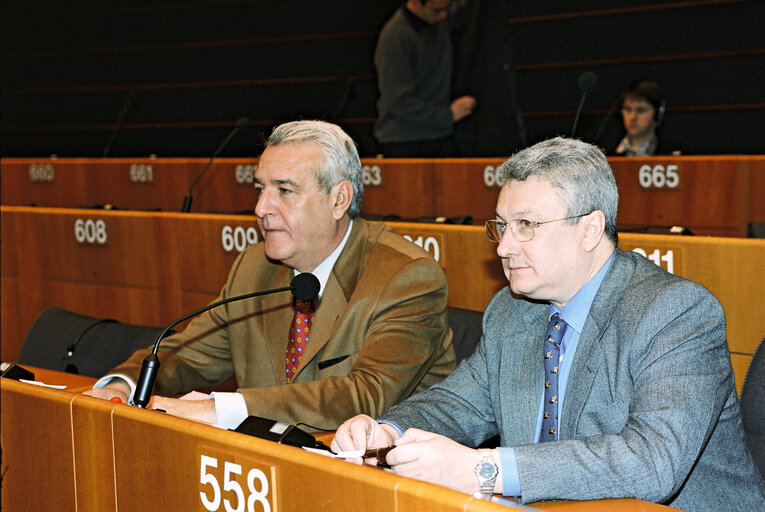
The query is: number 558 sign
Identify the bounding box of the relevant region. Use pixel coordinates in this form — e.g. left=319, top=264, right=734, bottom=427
left=198, top=449, right=277, bottom=512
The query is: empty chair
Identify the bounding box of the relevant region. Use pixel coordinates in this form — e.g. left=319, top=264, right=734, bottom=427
left=448, top=306, right=483, bottom=363
left=19, top=307, right=171, bottom=378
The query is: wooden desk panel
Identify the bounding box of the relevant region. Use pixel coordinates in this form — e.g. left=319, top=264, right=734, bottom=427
left=1, top=374, right=678, bottom=511
left=0, top=211, right=23, bottom=359
left=170, top=213, right=258, bottom=295
left=24, top=209, right=162, bottom=287
left=71, top=394, right=119, bottom=512
left=1, top=207, right=176, bottom=361
left=5, top=156, right=763, bottom=237
left=352, top=158, right=438, bottom=219
left=2, top=207, right=761, bottom=394
left=0, top=380, right=78, bottom=512
left=610, top=156, right=753, bottom=237
left=388, top=222, right=506, bottom=312
left=751, top=156, right=765, bottom=224
left=431, top=158, right=503, bottom=223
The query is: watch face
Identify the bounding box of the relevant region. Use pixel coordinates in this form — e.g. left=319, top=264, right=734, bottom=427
left=477, top=461, right=497, bottom=479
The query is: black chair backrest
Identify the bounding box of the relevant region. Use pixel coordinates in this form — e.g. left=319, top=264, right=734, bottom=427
left=448, top=307, right=484, bottom=364
left=19, top=307, right=171, bottom=378
left=740, top=336, right=765, bottom=479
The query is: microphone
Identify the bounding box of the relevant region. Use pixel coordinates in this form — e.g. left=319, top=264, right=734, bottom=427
left=593, top=92, right=624, bottom=146
left=132, top=272, right=320, bottom=408
left=181, top=117, right=251, bottom=213
left=570, top=71, right=599, bottom=138
left=102, top=89, right=136, bottom=157
left=332, top=78, right=356, bottom=118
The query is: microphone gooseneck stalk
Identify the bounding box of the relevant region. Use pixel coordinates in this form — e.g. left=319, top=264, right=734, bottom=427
left=570, top=71, right=599, bottom=139
left=181, top=117, right=251, bottom=213
left=102, top=89, right=136, bottom=158
left=132, top=272, right=320, bottom=408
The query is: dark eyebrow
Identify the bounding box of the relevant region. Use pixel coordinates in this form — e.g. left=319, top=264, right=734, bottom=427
left=272, top=179, right=298, bottom=188
left=253, top=177, right=299, bottom=189
left=498, top=209, right=534, bottom=221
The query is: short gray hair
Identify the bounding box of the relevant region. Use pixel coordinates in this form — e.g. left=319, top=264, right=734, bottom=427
left=266, top=120, right=363, bottom=218
left=497, top=137, right=619, bottom=244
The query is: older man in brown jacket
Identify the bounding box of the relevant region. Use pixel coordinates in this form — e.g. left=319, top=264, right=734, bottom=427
left=85, top=120, right=455, bottom=430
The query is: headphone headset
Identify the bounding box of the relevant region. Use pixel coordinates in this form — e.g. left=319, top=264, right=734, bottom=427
left=654, top=100, right=666, bottom=128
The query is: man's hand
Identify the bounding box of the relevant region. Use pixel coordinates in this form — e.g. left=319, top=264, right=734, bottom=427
left=83, top=381, right=130, bottom=404
left=149, top=395, right=217, bottom=425
left=450, top=95, right=477, bottom=122
left=332, top=414, right=400, bottom=466
left=386, top=428, right=489, bottom=495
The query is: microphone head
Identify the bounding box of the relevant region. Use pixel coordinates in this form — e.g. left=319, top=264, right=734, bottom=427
left=291, top=273, right=320, bottom=301
left=578, top=71, right=599, bottom=93
left=235, top=117, right=251, bottom=131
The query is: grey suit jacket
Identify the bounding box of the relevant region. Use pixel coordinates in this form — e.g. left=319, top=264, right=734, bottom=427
left=112, top=219, right=456, bottom=430
left=382, top=248, right=765, bottom=511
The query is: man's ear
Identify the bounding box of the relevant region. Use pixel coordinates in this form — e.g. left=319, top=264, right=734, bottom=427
left=331, top=180, right=353, bottom=220
left=581, top=210, right=606, bottom=252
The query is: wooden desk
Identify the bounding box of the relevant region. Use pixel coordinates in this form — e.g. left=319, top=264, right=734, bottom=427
left=3, top=156, right=763, bottom=236
left=1, top=371, right=679, bottom=511
left=2, top=206, right=762, bottom=394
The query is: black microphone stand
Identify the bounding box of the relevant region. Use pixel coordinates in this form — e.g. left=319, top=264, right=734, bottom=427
left=132, top=272, right=320, bottom=409
left=132, top=285, right=291, bottom=408
left=181, top=117, right=250, bottom=213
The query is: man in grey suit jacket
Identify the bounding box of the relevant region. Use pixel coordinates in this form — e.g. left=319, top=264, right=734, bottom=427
left=333, top=137, right=765, bottom=511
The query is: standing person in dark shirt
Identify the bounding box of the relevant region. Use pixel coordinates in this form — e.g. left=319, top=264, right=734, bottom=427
left=374, top=0, right=476, bottom=157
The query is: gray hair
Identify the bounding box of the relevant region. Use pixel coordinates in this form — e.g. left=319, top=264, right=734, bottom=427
left=497, top=137, right=619, bottom=244
left=265, top=120, right=363, bottom=218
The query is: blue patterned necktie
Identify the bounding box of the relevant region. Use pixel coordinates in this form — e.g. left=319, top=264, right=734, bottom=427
left=540, top=313, right=567, bottom=442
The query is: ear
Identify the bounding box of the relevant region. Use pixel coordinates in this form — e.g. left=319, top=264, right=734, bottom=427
left=330, top=180, right=353, bottom=221
left=581, top=210, right=606, bottom=252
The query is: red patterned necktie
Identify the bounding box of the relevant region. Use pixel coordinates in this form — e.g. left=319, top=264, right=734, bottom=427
left=285, top=298, right=316, bottom=383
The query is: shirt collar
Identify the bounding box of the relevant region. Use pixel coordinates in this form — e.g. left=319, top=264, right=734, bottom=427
left=293, top=219, right=354, bottom=300
left=403, top=4, right=430, bottom=32
left=550, top=252, right=614, bottom=334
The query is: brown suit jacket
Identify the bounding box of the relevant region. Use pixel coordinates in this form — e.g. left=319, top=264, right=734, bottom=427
left=111, top=218, right=456, bottom=429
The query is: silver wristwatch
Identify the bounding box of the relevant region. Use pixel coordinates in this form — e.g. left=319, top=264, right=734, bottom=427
left=473, top=449, right=498, bottom=500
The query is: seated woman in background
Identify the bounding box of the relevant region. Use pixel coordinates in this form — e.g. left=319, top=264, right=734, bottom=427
left=614, top=81, right=679, bottom=156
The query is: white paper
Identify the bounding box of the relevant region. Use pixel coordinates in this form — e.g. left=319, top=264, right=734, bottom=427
left=302, top=446, right=364, bottom=459
left=19, top=379, right=67, bottom=390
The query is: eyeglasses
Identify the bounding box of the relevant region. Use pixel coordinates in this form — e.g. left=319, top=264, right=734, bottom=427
left=485, top=213, right=591, bottom=243
left=621, top=105, right=653, bottom=116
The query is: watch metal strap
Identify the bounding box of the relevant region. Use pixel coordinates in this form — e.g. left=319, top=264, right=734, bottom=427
left=475, top=449, right=497, bottom=499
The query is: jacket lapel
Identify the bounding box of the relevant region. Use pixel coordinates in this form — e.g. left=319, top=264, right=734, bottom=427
left=293, top=219, right=370, bottom=379
left=501, top=304, right=548, bottom=444
left=560, top=249, right=634, bottom=439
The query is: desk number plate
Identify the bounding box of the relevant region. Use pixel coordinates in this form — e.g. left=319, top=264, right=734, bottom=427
left=198, top=447, right=277, bottom=512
